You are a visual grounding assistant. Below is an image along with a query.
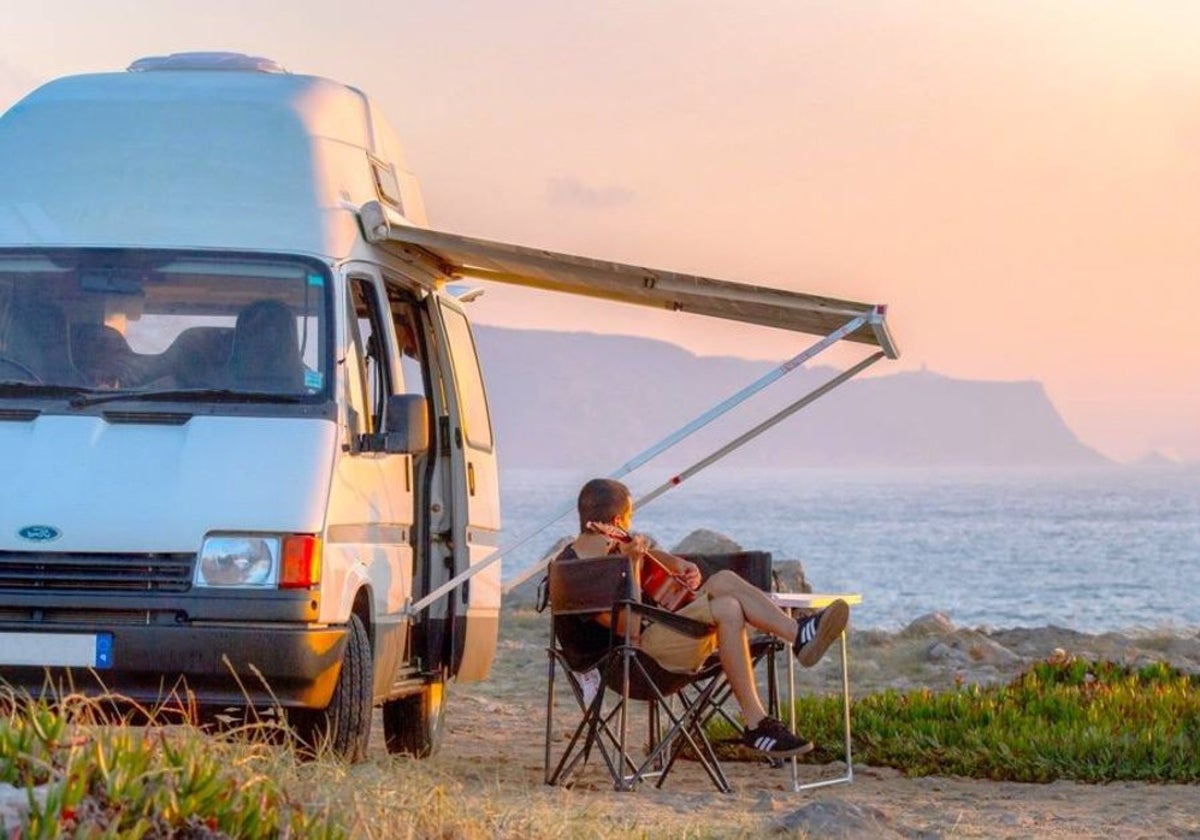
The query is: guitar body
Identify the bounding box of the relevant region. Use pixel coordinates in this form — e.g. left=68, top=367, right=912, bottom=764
left=639, top=555, right=696, bottom=611
left=586, top=521, right=697, bottom=611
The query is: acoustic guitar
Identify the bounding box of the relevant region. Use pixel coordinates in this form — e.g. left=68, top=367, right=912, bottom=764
left=585, top=521, right=697, bottom=611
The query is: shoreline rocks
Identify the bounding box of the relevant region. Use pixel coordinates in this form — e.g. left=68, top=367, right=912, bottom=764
left=840, top=612, right=1200, bottom=694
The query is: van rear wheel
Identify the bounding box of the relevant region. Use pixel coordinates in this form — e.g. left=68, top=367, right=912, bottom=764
left=289, top=613, right=372, bottom=762
left=382, top=676, right=445, bottom=757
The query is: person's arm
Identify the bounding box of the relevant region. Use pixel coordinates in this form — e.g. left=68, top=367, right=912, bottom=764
left=646, top=547, right=703, bottom=590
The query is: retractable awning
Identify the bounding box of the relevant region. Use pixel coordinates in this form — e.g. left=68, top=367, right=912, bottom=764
left=366, top=201, right=905, bottom=611
left=359, top=202, right=899, bottom=359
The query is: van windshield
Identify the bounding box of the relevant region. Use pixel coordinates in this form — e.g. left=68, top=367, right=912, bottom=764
left=0, top=250, right=331, bottom=400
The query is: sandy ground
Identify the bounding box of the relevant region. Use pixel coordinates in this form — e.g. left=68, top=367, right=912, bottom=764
left=408, top=608, right=1200, bottom=839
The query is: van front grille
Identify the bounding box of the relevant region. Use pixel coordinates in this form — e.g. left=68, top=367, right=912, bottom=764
left=0, top=552, right=194, bottom=592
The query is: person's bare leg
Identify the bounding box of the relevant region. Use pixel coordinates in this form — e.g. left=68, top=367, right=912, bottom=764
left=709, top=595, right=767, bottom=728
left=701, top=570, right=798, bottom=641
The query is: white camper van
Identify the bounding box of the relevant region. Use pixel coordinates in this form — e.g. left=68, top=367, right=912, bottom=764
left=0, top=53, right=896, bottom=762
left=0, top=53, right=500, bottom=760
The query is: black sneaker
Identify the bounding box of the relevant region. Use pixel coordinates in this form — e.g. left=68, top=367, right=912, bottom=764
left=793, top=599, right=849, bottom=667
left=741, top=716, right=814, bottom=758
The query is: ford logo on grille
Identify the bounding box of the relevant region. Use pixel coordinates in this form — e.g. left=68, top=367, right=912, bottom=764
left=17, top=525, right=61, bottom=542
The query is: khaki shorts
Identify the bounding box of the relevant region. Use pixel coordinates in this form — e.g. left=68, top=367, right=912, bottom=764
left=639, top=594, right=717, bottom=673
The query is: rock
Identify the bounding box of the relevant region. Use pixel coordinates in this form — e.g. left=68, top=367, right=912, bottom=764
left=853, top=658, right=882, bottom=676
left=962, top=635, right=1022, bottom=666
left=773, top=799, right=908, bottom=838
left=1130, top=653, right=1166, bottom=670
left=925, top=641, right=971, bottom=665
left=855, top=628, right=894, bottom=648
left=964, top=664, right=1003, bottom=686
left=1010, top=639, right=1044, bottom=657
left=671, top=528, right=743, bottom=555
left=771, top=559, right=812, bottom=594
left=1163, top=637, right=1200, bottom=665
left=925, top=632, right=1022, bottom=675
left=503, top=536, right=571, bottom=610
left=902, top=612, right=956, bottom=636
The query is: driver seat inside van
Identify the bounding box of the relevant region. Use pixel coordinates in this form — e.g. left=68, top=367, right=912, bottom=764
left=2, top=299, right=77, bottom=384
left=227, top=299, right=304, bottom=393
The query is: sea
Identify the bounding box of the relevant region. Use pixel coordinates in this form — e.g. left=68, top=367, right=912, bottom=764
left=497, top=466, right=1200, bottom=635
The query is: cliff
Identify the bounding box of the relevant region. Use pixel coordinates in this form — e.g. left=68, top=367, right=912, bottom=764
left=474, top=326, right=1108, bottom=469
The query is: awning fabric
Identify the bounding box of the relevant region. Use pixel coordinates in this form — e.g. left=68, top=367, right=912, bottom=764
left=359, top=201, right=898, bottom=358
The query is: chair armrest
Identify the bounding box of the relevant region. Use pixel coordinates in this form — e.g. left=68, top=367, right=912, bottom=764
left=613, top=598, right=714, bottom=639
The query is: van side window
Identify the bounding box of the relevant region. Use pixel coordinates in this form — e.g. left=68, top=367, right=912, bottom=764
left=439, top=303, right=493, bottom=451
left=393, top=306, right=426, bottom=398
left=348, top=277, right=393, bottom=435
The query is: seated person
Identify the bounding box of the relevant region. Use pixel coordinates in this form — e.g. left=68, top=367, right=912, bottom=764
left=72, top=324, right=136, bottom=389
left=554, top=478, right=849, bottom=758
left=0, top=298, right=75, bottom=384
left=228, top=299, right=304, bottom=392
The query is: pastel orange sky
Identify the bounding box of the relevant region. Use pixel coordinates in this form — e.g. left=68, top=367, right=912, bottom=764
left=3, top=3, right=1196, bottom=462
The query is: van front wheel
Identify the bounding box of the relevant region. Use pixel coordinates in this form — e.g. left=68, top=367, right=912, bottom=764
left=382, top=676, right=445, bottom=757
left=289, top=613, right=373, bottom=762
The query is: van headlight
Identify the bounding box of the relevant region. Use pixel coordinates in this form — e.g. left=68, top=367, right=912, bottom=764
left=195, top=535, right=280, bottom=587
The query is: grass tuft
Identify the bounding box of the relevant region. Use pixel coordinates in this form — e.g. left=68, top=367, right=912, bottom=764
left=0, top=688, right=346, bottom=838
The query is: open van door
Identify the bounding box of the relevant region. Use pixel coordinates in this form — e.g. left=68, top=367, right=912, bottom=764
left=430, top=294, right=501, bottom=681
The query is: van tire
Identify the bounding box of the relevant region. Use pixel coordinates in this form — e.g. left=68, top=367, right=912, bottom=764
left=382, top=676, right=445, bottom=757
left=289, top=613, right=372, bottom=762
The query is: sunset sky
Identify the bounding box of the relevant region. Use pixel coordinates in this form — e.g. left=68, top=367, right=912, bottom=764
left=3, top=3, right=1196, bottom=462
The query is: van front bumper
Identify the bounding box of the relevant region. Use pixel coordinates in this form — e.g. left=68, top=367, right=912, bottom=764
left=0, top=622, right=348, bottom=709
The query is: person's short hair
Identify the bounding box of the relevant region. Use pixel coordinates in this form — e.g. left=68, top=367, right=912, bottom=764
left=577, top=478, right=631, bottom=530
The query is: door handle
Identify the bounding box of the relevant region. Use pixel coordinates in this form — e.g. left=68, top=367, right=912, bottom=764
left=467, top=461, right=476, bottom=496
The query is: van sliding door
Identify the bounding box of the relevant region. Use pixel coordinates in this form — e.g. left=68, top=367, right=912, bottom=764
left=431, top=297, right=500, bottom=682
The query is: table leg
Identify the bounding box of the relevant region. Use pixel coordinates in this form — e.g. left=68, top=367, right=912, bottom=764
left=842, top=630, right=853, bottom=783
left=792, top=630, right=854, bottom=792
left=786, top=642, right=798, bottom=790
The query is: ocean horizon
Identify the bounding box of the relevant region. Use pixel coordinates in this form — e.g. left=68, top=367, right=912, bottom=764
left=497, top=465, right=1200, bottom=635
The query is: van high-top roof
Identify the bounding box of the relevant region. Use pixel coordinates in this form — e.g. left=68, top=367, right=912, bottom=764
left=0, top=53, right=426, bottom=257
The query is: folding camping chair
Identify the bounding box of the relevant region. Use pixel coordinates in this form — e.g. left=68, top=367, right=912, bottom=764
left=543, top=550, right=782, bottom=793
left=543, top=550, right=728, bottom=791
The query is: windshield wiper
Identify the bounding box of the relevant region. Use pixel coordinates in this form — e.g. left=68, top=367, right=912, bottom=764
left=69, top=388, right=307, bottom=409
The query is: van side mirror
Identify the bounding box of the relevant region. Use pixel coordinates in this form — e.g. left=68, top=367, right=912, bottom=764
left=382, top=394, right=429, bottom=454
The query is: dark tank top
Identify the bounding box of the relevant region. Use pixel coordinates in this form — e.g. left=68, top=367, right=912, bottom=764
left=550, top=542, right=621, bottom=672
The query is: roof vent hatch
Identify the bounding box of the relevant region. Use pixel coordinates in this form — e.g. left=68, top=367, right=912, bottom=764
left=127, top=52, right=288, bottom=74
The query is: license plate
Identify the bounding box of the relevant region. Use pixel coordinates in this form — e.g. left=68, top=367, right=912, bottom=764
left=0, top=632, right=113, bottom=668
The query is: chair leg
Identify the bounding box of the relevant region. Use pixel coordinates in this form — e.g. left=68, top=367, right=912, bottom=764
left=679, top=642, right=785, bottom=770
left=767, top=644, right=779, bottom=718
left=652, top=676, right=732, bottom=793
left=546, top=650, right=619, bottom=788
left=620, top=658, right=732, bottom=794
left=544, top=651, right=556, bottom=784
left=648, top=699, right=662, bottom=773
left=551, top=680, right=618, bottom=785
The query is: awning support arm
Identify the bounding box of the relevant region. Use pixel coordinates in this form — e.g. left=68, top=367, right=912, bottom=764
left=635, top=351, right=885, bottom=509
left=606, top=314, right=867, bottom=479
left=508, top=352, right=884, bottom=593
left=404, top=315, right=867, bottom=616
